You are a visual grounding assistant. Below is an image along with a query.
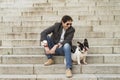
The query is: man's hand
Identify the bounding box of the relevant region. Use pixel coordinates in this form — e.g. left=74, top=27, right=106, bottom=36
left=57, top=43, right=62, bottom=48
left=41, top=40, right=48, bottom=47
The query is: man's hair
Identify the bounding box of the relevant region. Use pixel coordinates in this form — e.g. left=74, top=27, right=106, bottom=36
left=61, top=15, right=73, bottom=23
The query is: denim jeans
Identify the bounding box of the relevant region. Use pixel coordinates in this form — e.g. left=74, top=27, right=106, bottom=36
left=45, top=36, right=72, bottom=69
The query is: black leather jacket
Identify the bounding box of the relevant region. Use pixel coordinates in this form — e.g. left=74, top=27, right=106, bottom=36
left=40, top=22, right=75, bottom=46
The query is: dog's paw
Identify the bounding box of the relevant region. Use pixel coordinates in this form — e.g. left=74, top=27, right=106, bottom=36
left=78, top=62, right=81, bottom=65
left=83, top=62, right=87, bottom=65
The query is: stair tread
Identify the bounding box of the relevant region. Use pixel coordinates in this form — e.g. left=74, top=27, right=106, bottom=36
left=37, top=74, right=120, bottom=78
left=1, top=45, right=120, bottom=48
left=0, top=64, right=119, bottom=66
left=0, top=75, right=36, bottom=78
left=0, top=74, right=120, bottom=78
left=1, top=54, right=120, bottom=56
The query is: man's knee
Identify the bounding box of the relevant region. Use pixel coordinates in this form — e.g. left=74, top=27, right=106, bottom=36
left=63, top=43, right=71, bottom=49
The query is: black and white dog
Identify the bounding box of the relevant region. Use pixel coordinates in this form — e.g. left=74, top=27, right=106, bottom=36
left=64, top=38, right=89, bottom=65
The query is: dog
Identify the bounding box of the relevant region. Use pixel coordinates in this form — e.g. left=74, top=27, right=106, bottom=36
left=64, top=38, right=89, bottom=65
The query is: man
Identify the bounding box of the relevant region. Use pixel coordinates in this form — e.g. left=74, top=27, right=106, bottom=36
left=40, top=15, right=75, bottom=78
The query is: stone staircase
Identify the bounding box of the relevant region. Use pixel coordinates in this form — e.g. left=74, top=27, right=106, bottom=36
left=0, top=0, right=120, bottom=80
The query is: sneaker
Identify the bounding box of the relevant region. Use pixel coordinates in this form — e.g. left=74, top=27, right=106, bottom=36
left=44, top=59, right=54, bottom=66
left=66, top=68, right=72, bottom=78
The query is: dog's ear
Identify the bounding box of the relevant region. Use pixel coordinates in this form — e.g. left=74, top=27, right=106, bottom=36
left=77, top=41, right=81, bottom=44
left=84, top=38, right=89, bottom=48
left=77, top=42, right=81, bottom=46
left=84, top=39, right=88, bottom=43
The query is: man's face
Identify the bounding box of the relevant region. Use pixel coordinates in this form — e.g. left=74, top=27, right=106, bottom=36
left=62, top=20, right=72, bottom=30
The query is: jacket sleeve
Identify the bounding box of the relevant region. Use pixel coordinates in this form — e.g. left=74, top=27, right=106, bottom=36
left=40, top=23, right=56, bottom=41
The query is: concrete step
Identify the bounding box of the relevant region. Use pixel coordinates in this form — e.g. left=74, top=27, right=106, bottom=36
left=0, top=75, right=36, bottom=80
left=33, top=2, right=64, bottom=7
left=0, top=3, right=32, bottom=9
left=99, top=20, right=120, bottom=25
left=27, top=64, right=120, bottom=74
left=93, top=25, right=120, bottom=32
left=96, top=1, right=120, bottom=7
left=0, top=26, right=93, bottom=33
left=0, top=33, right=39, bottom=40
left=0, top=21, right=55, bottom=27
left=74, top=20, right=120, bottom=26
left=1, top=40, right=40, bottom=47
left=2, top=16, right=42, bottom=22
left=0, top=64, right=119, bottom=74
left=0, top=7, right=53, bottom=14
left=82, top=64, right=120, bottom=74
left=0, top=21, right=119, bottom=31
left=1, top=15, right=120, bottom=26
left=21, top=11, right=57, bottom=17
left=0, top=74, right=120, bottom=80
left=1, top=38, right=120, bottom=47
left=59, top=10, right=95, bottom=16
left=1, top=54, right=120, bottom=64
left=1, top=32, right=120, bottom=40
left=73, top=38, right=120, bottom=46
left=0, top=0, right=47, bottom=3
left=0, top=21, right=120, bottom=31
left=0, top=64, right=33, bottom=75
left=0, top=46, right=44, bottom=55
left=0, top=46, right=120, bottom=55
left=0, top=22, right=21, bottom=27
left=0, top=26, right=44, bottom=33
left=0, top=11, right=21, bottom=16
left=1, top=31, right=112, bottom=39
left=36, top=74, right=120, bottom=80
left=0, top=0, right=46, bottom=8
left=74, top=32, right=114, bottom=38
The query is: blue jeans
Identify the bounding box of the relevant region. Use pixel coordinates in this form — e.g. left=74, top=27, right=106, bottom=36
left=45, top=36, right=72, bottom=69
